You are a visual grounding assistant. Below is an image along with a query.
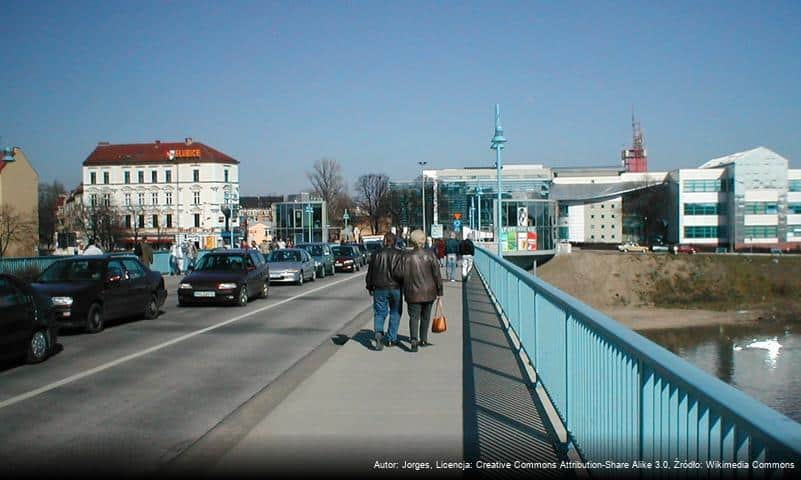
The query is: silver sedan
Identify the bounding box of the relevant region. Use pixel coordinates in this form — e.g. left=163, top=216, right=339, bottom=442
left=266, top=248, right=317, bottom=285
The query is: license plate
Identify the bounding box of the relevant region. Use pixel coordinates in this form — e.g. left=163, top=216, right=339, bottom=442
left=270, top=274, right=281, bottom=279
left=193, top=291, right=215, bottom=298
left=335, top=262, right=342, bottom=266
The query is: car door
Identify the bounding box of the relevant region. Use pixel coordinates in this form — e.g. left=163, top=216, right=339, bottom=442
left=0, top=277, right=30, bottom=358
left=251, top=251, right=268, bottom=285
left=304, top=251, right=314, bottom=278
left=101, top=260, right=131, bottom=320
left=121, top=258, right=150, bottom=315
left=245, top=253, right=259, bottom=295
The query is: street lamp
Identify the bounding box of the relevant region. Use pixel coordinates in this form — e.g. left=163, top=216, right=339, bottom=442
left=418, top=161, right=427, bottom=235
left=490, top=104, right=507, bottom=255
left=305, top=203, right=313, bottom=242
left=469, top=197, right=476, bottom=230
left=2, top=146, right=15, bottom=162
left=476, top=182, right=483, bottom=237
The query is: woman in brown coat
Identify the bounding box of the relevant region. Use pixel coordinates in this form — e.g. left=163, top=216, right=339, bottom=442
left=400, top=229, right=443, bottom=352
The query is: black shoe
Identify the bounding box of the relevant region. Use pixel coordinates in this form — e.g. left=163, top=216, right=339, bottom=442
left=410, top=340, right=419, bottom=353
left=383, top=338, right=397, bottom=347
left=374, top=332, right=384, bottom=351
left=420, top=341, right=432, bottom=347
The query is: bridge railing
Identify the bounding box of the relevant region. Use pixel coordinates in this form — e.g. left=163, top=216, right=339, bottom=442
left=473, top=246, right=801, bottom=467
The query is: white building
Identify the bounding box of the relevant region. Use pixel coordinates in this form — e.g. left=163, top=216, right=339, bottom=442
left=667, top=146, right=801, bottom=250
left=82, top=139, right=239, bottom=248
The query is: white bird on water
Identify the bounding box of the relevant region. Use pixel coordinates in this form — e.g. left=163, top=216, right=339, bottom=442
left=733, top=337, right=782, bottom=365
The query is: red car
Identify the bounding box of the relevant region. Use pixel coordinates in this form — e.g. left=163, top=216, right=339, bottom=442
left=673, top=245, right=697, bottom=254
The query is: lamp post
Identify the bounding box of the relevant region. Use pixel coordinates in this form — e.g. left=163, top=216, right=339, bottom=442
left=476, top=183, right=483, bottom=237
left=490, top=104, right=507, bottom=255
left=418, top=161, right=427, bottom=235
left=469, top=197, right=476, bottom=230
left=305, top=204, right=313, bottom=242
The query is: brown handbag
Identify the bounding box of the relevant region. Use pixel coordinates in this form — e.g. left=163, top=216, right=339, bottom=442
left=431, top=298, right=447, bottom=333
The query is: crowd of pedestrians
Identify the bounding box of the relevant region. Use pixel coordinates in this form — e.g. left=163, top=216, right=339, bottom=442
left=365, top=230, right=475, bottom=352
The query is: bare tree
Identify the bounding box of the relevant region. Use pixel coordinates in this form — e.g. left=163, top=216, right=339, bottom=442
left=0, top=205, right=37, bottom=258
left=355, top=174, right=390, bottom=234
left=307, top=158, right=345, bottom=224
left=38, top=180, right=66, bottom=252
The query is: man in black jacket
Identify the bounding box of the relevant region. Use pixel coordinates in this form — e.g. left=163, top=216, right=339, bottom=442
left=459, top=233, right=475, bottom=281
left=366, top=232, right=404, bottom=350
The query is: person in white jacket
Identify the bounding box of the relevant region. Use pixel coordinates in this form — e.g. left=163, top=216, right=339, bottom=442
left=170, top=242, right=184, bottom=275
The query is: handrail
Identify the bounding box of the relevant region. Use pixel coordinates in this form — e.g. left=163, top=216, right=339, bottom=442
left=473, top=245, right=801, bottom=466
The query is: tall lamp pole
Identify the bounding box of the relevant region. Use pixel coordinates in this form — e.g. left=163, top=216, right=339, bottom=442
left=418, top=161, right=428, bottom=234
left=305, top=204, right=313, bottom=242
left=490, top=104, right=507, bottom=255
left=476, top=181, right=483, bottom=237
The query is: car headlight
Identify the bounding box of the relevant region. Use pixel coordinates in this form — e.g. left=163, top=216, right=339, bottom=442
left=218, top=283, right=237, bottom=290
left=315, top=261, right=321, bottom=267
left=51, top=296, right=73, bottom=307
left=344, top=260, right=354, bottom=264
left=179, top=283, right=193, bottom=289
left=287, top=269, right=299, bottom=273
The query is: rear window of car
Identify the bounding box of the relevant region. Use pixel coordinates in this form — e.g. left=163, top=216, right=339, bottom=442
left=38, top=260, right=105, bottom=283
left=331, top=246, right=354, bottom=256
left=269, top=250, right=302, bottom=262
left=299, top=245, right=324, bottom=256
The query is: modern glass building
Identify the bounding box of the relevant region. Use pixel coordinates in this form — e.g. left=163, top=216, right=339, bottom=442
left=272, top=200, right=328, bottom=244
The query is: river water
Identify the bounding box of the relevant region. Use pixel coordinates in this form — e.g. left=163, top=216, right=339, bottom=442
left=641, top=321, right=801, bottom=423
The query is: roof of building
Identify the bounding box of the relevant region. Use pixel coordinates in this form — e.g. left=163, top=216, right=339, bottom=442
left=698, top=146, right=784, bottom=169
left=240, top=195, right=284, bottom=209
left=550, top=181, right=663, bottom=201
left=83, top=140, right=238, bottom=166
left=552, top=166, right=625, bottom=177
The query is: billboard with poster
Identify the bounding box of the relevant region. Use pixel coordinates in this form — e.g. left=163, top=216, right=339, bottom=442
left=501, top=227, right=538, bottom=252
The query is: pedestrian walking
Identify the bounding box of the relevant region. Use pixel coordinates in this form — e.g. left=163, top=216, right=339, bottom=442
left=139, top=241, right=154, bottom=268
left=444, top=231, right=460, bottom=282
left=186, top=241, right=197, bottom=271
left=365, top=232, right=404, bottom=351
left=400, top=229, right=443, bottom=352
left=434, top=238, right=446, bottom=268
left=259, top=239, right=271, bottom=255
left=81, top=238, right=103, bottom=255
left=459, top=233, right=475, bottom=281
left=169, top=242, right=184, bottom=276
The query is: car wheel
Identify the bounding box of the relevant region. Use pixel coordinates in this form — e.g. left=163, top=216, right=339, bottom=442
left=25, top=329, right=49, bottom=363
left=238, top=285, right=248, bottom=306
left=329, top=265, right=335, bottom=276
left=311, top=269, right=316, bottom=281
left=86, top=303, right=104, bottom=333
left=259, top=280, right=269, bottom=299
left=144, top=293, right=160, bottom=319
left=297, top=272, right=304, bottom=286
left=318, top=266, right=325, bottom=279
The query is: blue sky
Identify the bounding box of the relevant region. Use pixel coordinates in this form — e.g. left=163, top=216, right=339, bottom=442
left=2, top=0, right=800, bottom=195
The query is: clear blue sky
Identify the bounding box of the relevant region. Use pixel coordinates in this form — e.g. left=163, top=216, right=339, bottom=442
left=2, top=0, right=800, bottom=195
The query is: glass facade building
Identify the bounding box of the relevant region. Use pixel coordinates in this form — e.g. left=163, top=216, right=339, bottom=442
left=272, top=201, right=328, bottom=244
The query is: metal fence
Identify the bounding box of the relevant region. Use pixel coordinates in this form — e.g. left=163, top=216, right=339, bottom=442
left=473, top=246, right=801, bottom=468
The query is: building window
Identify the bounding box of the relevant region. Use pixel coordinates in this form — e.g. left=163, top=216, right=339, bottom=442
left=137, top=193, right=145, bottom=205
left=138, top=171, right=144, bottom=183
left=124, top=171, right=130, bottom=184
left=166, top=214, right=172, bottom=228
left=90, top=194, right=97, bottom=207
left=601, top=214, right=605, bottom=219
left=683, top=179, right=722, bottom=193
left=138, top=215, right=145, bottom=228
left=193, top=192, right=200, bottom=205
left=124, top=215, right=131, bottom=228
left=611, top=204, right=615, bottom=208
left=103, top=172, right=109, bottom=184
left=611, top=234, right=615, bottom=239
left=744, top=226, right=778, bottom=238
left=152, top=171, right=158, bottom=183
left=611, top=214, right=616, bottom=219
left=685, top=226, right=725, bottom=238
left=591, top=215, right=595, bottom=219
left=224, top=170, right=229, bottom=183
left=152, top=215, right=159, bottom=228
left=193, top=169, right=200, bottom=182
left=601, top=204, right=605, bottom=208
left=103, top=194, right=111, bottom=207
left=194, top=214, right=201, bottom=228
left=591, top=225, right=595, bottom=230
left=151, top=193, right=158, bottom=205
left=601, top=235, right=605, bottom=239
left=788, top=203, right=801, bottom=214
left=744, top=202, right=778, bottom=215
left=165, top=192, right=172, bottom=205
left=165, top=170, right=172, bottom=183
left=684, top=203, right=721, bottom=215
left=591, top=235, right=595, bottom=239
left=601, top=225, right=605, bottom=229
left=124, top=193, right=131, bottom=206
left=558, top=204, right=568, bottom=217
left=790, top=180, right=801, bottom=192
left=90, top=172, right=96, bottom=185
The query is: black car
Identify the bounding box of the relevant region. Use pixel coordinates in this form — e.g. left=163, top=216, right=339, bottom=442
left=331, top=245, right=363, bottom=272
left=350, top=243, right=370, bottom=264
left=0, top=274, right=58, bottom=364
left=32, top=255, right=168, bottom=333
left=364, top=241, right=382, bottom=259
left=178, top=249, right=269, bottom=306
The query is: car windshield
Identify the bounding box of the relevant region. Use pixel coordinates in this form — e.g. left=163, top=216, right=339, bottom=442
left=365, top=243, right=382, bottom=252
left=37, top=259, right=105, bottom=283
left=331, top=246, right=353, bottom=256
left=270, top=250, right=302, bottom=262
left=194, top=254, right=245, bottom=272
left=300, top=245, right=324, bottom=256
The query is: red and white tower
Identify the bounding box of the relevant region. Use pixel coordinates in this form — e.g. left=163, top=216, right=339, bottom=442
left=622, top=112, right=647, bottom=172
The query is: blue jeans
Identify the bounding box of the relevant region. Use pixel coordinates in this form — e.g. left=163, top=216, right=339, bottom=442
left=373, top=289, right=402, bottom=342
left=446, top=254, right=458, bottom=281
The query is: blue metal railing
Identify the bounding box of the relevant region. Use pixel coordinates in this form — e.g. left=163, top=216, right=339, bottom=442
left=473, top=246, right=801, bottom=467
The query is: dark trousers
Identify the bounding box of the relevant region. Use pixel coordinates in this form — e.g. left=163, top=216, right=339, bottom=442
left=408, top=301, right=434, bottom=343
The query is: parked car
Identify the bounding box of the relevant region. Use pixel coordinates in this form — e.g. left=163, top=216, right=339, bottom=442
left=651, top=243, right=670, bottom=253
left=617, top=241, right=649, bottom=253
left=178, top=249, right=269, bottom=306
left=296, top=242, right=335, bottom=278
left=0, top=273, right=58, bottom=363
left=348, top=243, right=370, bottom=264
left=364, top=241, right=383, bottom=258
left=32, top=255, right=167, bottom=333
left=266, top=248, right=316, bottom=285
left=673, top=245, right=697, bottom=254
left=331, top=245, right=363, bottom=272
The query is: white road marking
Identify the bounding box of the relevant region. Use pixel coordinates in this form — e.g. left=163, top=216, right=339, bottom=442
left=0, top=273, right=367, bottom=411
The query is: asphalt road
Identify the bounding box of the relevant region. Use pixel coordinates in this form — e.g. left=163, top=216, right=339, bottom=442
left=0, top=270, right=371, bottom=477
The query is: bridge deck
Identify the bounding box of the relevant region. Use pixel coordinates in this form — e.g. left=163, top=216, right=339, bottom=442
left=212, top=272, right=565, bottom=475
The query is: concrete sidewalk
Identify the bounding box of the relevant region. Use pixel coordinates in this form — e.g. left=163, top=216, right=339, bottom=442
left=212, top=280, right=465, bottom=475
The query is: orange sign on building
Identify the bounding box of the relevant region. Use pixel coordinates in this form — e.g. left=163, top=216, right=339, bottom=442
left=174, top=149, right=201, bottom=158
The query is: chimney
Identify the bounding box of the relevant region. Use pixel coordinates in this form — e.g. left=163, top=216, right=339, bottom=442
left=155, top=140, right=161, bottom=146
left=185, top=137, right=193, bottom=145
